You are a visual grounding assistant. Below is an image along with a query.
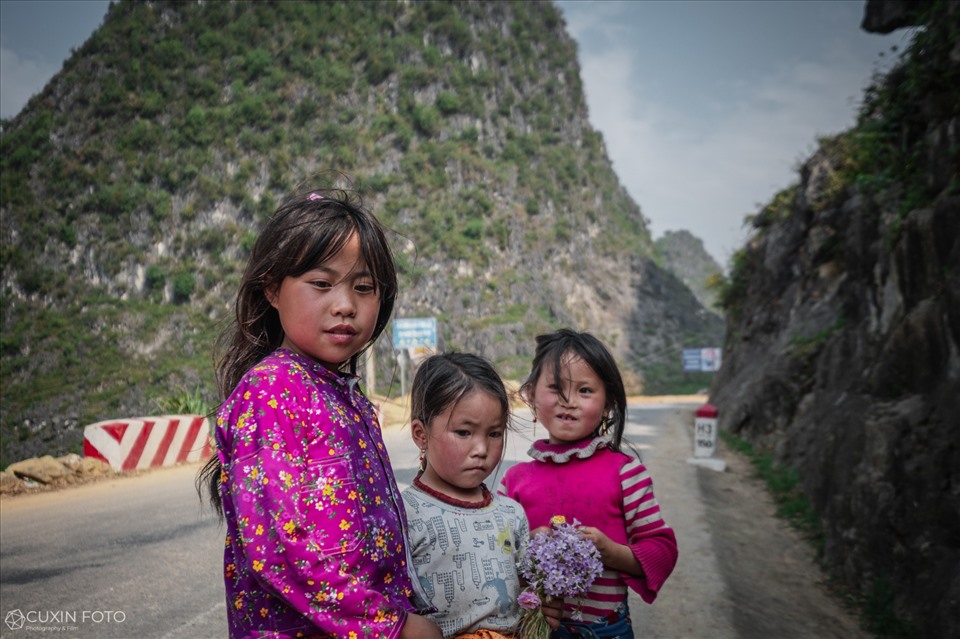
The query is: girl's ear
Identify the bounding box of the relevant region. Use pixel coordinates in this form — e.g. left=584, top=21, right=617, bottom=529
left=410, top=419, right=429, bottom=449
left=518, top=382, right=534, bottom=408
left=605, top=395, right=617, bottom=415
left=265, top=281, right=280, bottom=309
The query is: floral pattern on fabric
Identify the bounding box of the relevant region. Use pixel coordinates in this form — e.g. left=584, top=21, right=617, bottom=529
left=217, top=349, right=420, bottom=638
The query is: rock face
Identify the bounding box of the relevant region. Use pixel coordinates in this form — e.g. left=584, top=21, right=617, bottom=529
left=860, top=0, right=927, bottom=33
left=710, top=2, right=959, bottom=635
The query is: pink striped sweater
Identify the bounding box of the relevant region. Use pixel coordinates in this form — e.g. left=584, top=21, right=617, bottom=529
left=499, top=436, right=678, bottom=623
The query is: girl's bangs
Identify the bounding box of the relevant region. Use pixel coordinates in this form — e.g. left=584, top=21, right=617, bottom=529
left=291, top=218, right=353, bottom=275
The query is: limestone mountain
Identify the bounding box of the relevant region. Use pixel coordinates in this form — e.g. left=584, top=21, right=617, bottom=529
left=0, top=0, right=722, bottom=464
left=655, top=230, right=723, bottom=311
left=709, top=1, right=959, bottom=636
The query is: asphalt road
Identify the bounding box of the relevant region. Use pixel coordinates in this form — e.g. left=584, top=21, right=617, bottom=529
left=0, top=459, right=224, bottom=638
left=1, top=401, right=864, bottom=639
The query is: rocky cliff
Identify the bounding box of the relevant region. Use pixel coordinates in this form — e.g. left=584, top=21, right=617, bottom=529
left=709, top=1, right=959, bottom=636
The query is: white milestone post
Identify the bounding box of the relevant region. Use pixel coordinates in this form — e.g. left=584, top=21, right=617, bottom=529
left=364, top=348, right=376, bottom=395
left=687, top=402, right=726, bottom=472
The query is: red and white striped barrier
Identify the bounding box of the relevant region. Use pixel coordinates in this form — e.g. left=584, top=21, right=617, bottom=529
left=83, top=415, right=213, bottom=472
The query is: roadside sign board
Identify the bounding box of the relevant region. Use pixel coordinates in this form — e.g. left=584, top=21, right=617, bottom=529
left=683, top=347, right=722, bottom=372
left=701, top=347, right=721, bottom=371
left=393, top=317, right=437, bottom=350
left=683, top=349, right=702, bottom=372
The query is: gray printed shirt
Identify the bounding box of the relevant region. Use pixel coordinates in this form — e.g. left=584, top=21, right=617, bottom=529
left=401, top=484, right=528, bottom=638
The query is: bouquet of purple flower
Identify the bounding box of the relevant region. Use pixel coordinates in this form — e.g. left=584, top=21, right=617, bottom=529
left=516, top=515, right=604, bottom=639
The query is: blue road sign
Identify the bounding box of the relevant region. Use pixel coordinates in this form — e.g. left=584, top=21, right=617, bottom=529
left=682, top=349, right=702, bottom=372
left=393, top=317, right=437, bottom=350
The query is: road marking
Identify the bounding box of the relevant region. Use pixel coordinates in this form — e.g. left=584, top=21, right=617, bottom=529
left=157, top=602, right=225, bottom=639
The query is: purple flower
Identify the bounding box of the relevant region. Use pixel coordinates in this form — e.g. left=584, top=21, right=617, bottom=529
left=518, top=589, right=541, bottom=610
left=520, top=517, right=603, bottom=598
left=516, top=517, right=605, bottom=639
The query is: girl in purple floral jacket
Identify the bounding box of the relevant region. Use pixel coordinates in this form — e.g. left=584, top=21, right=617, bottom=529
left=198, top=185, right=439, bottom=639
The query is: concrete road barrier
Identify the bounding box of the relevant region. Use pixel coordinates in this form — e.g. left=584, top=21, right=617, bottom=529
left=83, top=415, right=212, bottom=471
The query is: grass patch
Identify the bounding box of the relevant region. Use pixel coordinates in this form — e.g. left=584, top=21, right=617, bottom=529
left=153, top=384, right=212, bottom=416
left=721, top=430, right=823, bottom=549
left=860, top=578, right=920, bottom=639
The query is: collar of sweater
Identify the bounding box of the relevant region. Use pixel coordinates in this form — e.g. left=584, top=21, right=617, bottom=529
left=527, top=434, right=613, bottom=463
left=274, top=347, right=361, bottom=389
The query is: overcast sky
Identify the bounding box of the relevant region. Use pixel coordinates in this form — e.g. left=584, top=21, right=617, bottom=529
left=1, top=0, right=907, bottom=266
left=556, top=0, right=906, bottom=265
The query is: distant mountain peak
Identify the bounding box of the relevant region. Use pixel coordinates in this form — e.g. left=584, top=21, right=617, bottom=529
left=656, top=230, right=722, bottom=311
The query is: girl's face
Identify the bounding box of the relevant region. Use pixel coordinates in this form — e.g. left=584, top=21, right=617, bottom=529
left=413, top=388, right=506, bottom=501
left=530, top=352, right=608, bottom=444
left=267, top=233, right=380, bottom=369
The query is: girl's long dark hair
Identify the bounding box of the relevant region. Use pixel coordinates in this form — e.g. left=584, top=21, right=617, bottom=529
left=197, top=185, right=398, bottom=518
left=521, top=328, right=628, bottom=451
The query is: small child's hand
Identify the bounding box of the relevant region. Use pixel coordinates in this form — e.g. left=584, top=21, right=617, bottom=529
left=399, top=613, right=442, bottom=639
left=530, top=524, right=552, bottom=537
left=577, top=525, right=645, bottom=577
left=577, top=525, right=614, bottom=560
left=540, top=596, right=563, bottom=629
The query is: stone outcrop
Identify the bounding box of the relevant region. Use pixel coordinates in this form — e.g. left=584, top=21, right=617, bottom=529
left=861, top=0, right=928, bottom=33
left=1, top=454, right=113, bottom=495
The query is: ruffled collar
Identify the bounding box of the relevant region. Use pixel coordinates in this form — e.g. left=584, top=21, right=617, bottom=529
left=528, top=434, right=612, bottom=463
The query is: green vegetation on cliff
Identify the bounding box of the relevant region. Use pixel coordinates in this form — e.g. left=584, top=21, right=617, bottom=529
left=1, top=1, right=720, bottom=465
left=713, top=0, right=958, bottom=318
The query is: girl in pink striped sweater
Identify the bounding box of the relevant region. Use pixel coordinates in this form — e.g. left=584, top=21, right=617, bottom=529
left=499, top=329, right=678, bottom=639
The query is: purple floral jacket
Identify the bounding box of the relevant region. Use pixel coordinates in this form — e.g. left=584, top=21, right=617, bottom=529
left=216, top=349, right=426, bottom=638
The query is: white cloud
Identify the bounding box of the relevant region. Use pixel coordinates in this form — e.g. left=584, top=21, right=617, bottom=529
left=574, top=37, right=883, bottom=268
left=555, top=0, right=900, bottom=268
left=0, top=46, right=57, bottom=119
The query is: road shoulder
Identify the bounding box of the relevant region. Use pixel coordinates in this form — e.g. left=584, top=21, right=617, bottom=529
left=630, top=405, right=868, bottom=639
